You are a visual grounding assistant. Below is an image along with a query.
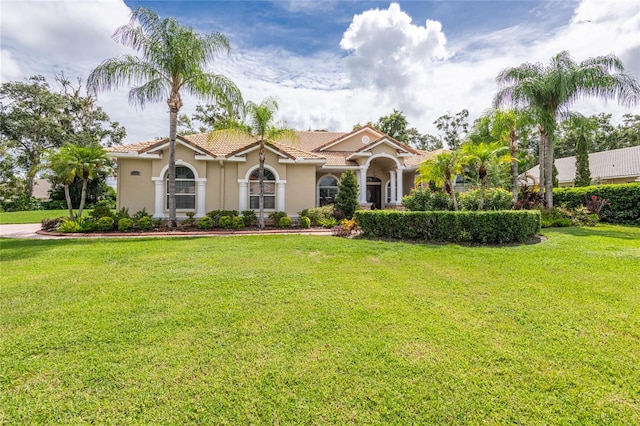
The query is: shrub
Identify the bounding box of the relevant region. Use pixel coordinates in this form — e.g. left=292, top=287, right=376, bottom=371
left=132, top=207, right=152, bottom=222
left=58, top=218, right=83, bottom=233
left=114, top=207, right=130, bottom=223
left=218, top=215, right=233, bottom=229
left=279, top=216, right=292, bottom=228
left=318, top=217, right=338, bottom=228
left=515, top=185, right=546, bottom=210
left=136, top=216, right=154, bottom=231
left=268, top=211, right=288, bottom=225
left=41, top=217, right=62, bottom=232
left=198, top=216, right=213, bottom=230
left=540, top=207, right=573, bottom=228
left=81, top=217, right=98, bottom=232
left=206, top=210, right=239, bottom=227
left=299, top=216, right=311, bottom=229
left=232, top=216, right=245, bottom=229
left=89, top=201, right=115, bottom=219
left=354, top=210, right=540, bottom=244
left=117, top=218, right=133, bottom=232
left=332, top=218, right=358, bottom=237
left=153, top=218, right=164, bottom=228
left=182, top=212, right=196, bottom=226
left=402, top=189, right=454, bottom=211
left=94, top=216, right=114, bottom=231
left=334, top=170, right=359, bottom=219
left=299, top=205, right=334, bottom=226
left=554, top=183, right=640, bottom=224
left=241, top=210, right=257, bottom=227
left=459, top=188, right=513, bottom=211
left=572, top=206, right=598, bottom=227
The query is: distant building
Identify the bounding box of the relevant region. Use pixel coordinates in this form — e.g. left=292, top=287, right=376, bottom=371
left=523, top=146, right=640, bottom=187
left=32, top=179, right=52, bottom=200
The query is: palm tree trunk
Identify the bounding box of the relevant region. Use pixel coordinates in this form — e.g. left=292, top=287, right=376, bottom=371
left=258, top=140, right=265, bottom=229
left=544, top=131, right=554, bottom=208
left=510, top=127, right=519, bottom=203
left=64, top=184, right=73, bottom=220
left=168, top=107, right=178, bottom=228
left=538, top=125, right=545, bottom=197
left=78, top=178, right=88, bottom=217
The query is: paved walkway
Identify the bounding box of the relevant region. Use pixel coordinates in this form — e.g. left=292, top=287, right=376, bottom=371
left=0, top=223, right=50, bottom=239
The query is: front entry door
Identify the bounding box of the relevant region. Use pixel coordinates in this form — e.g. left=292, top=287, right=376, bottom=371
left=367, top=185, right=382, bottom=209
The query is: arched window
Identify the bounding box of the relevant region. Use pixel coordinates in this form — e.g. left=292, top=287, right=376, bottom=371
left=318, top=175, right=338, bottom=206
left=167, top=166, right=195, bottom=209
left=249, top=168, right=276, bottom=209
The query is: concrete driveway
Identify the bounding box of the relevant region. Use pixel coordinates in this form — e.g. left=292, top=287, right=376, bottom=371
left=0, top=223, right=50, bottom=239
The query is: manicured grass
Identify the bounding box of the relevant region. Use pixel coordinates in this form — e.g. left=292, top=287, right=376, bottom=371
left=1, top=225, right=639, bottom=424
left=0, top=210, right=83, bottom=224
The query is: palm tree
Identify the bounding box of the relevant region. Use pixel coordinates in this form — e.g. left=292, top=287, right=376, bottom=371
left=494, top=51, right=640, bottom=207
left=213, top=97, right=296, bottom=228
left=460, top=142, right=509, bottom=209
left=87, top=7, right=242, bottom=227
left=417, top=152, right=462, bottom=211
left=46, top=145, right=110, bottom=219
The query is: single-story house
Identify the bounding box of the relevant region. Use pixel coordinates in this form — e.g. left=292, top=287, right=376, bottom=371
left=523, top=145, right=640, bottom=187
left=106, top=125, right=434, bottom=219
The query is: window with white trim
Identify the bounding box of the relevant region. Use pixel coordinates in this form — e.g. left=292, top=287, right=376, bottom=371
left=386, top=181, right=392, bottom=204
left=167, top=166, right=195, bottom=210
left=318, top=175, right=338, bottom=206
left=249, top=168, right=276, bottom=209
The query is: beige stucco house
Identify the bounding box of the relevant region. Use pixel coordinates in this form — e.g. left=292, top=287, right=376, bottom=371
left=106, top=125, right=432, bottom=219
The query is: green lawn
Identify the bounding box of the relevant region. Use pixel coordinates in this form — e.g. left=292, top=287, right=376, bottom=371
left=0, top=210, right=84, bottom=224
left=1, top=226, right=639, bottom=424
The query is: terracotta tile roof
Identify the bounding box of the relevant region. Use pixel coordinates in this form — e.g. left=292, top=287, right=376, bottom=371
left=106, top=138, right=167, bottom=153
left=320, top=151, right=359, bottom=167
left=525, top=146, right=640, bottom=184
left=403, top=148, right=448, bottom=167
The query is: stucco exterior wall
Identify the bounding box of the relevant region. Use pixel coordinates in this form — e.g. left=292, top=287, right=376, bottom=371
left=116, top=159, right=154, bottom=214
left=285, top=164, right=317, bottom=214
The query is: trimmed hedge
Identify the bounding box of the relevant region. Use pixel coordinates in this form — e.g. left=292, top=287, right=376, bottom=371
left=554, top=183, right=640, bottom=225
left=354, top=210, right=541, bottom=244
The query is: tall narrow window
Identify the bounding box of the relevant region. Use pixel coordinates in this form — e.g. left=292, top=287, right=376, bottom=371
left=318, top=175, right=338, bottom=206
left=249, top=168, right=276, bottom=209
left=167, top=166, right=195, bottom=210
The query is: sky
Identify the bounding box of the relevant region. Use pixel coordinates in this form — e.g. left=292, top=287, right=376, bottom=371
left=1, top=0, right=639, bottom=145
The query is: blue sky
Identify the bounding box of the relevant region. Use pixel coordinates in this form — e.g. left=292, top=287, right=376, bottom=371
left=1, top=0, right=639, bottom=143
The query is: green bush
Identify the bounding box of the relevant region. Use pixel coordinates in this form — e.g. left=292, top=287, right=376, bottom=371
left=80, top=217, right=98, bottom=232
left=114, top=207, right=130, bottom=223
left=279, top=216, right=292, bottom=228
left=198, top=216, right=213, bottom=230
left=299, top=216, right=311, bottom=229
left=94, top=216, right=113, bottom=231
left=182, top=212, right=196, bottom=226
left=218, top=216, right=233, bottom=229
left=241, top=210, right=257, bottom=227
left=299, top=205, right=334, bottom=226
left=232, top=216, right=245, bottom=229
left=268, top=211, right=287, bottom=225
left=89, top=201, right=115, bottom=219
left=539, top=207, right=572, bottom=228
left=554, top=183, right=640, bottom=224
left=58, top=218, right=82, bottom=233
left=136, top=216, right=154, bottom=231
left=117, top=218, right=133, bottom=232
left=402, top=189, right=453, bottom=211
left=132, top=207, right=152, bottom=222
left=318, top=217, right=338, bottom=228
left=460, top=188, right=514, bottom=211
left=354, top=210, right=540, bottom=244
left=206, top=210, right=239, bottom=226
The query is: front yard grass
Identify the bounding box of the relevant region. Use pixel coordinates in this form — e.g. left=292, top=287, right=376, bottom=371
left=0, top=210, right=90, bottom=224
left=1, top=225, right=639, bottom=424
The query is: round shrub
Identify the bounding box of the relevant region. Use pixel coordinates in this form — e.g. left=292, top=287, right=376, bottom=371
left=97, top=216, right=115, bottom=231
left=484, top=188, right=514, bottom=210
left=136, top=216, right=153, bottom=231
left=279, top=216, right=292, bottom=228
left=299, top=216, right=311, bottom=229
left=117, top=217, right=133, bottom=232
left=58, top=218, right=82, bottom=233
left=232, top=216, right=245, bottom=229
left=198, top=216, right=213, bottom=230
left=218, top=215, right=233, bottom=229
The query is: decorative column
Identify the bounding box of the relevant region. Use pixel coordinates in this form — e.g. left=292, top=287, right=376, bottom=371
left=152, top=177, right=164, bottom=218
left=396, top=167, right=404, bottom=202
left=277, top=181, right=286, bottom=212
left=359, top=165, right=368, bottom=203
left=238, top=180, right=248, bottom=211
left=196, top=180, right=206, bottom=217
left=389, top=170, right=397, bottom=204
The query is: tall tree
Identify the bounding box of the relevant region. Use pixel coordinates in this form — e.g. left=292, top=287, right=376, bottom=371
left=0, top=76, right=66, bottom=198
left=213, top=97, right=296, bottom=229
left=460, top=142, right=509, bottom=209
left=434, top=109, right=470, bottom=150
left=371, top=110, right=442, bottom=151
left=45, top=145, right=110, bottom=219
left=494, top=50, right=640, bottom=207
left=417, top=152, right=462, bottom=211
left=335, top=169, right=359, bottom=220
left=88, top=7, right=242, bottom=227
